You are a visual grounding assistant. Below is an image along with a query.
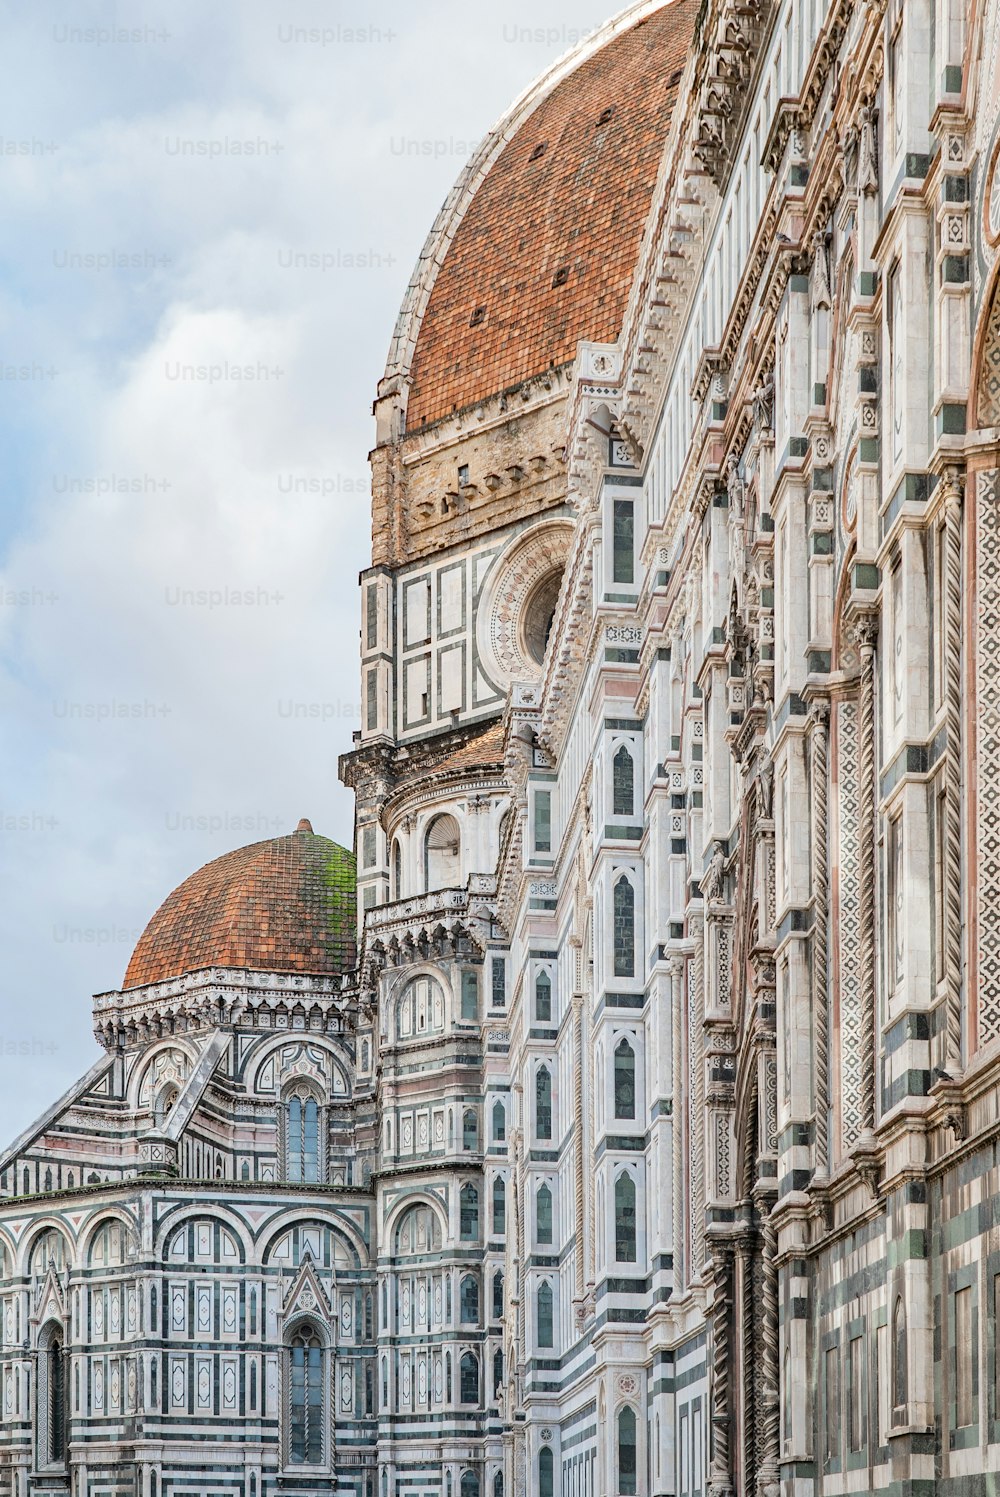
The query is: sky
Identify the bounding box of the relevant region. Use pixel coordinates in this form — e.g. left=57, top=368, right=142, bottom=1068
left=0, top=0, right=607, bottom=1142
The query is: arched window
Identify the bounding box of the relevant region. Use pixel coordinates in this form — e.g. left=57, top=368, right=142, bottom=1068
left=615, top=1173, right=637, bottom=1262
left=535, top=970, right=552, bottom=1022
left=42, top=1327, right=66, bottom=1466
left=460, top=1474, right=480, bottom=1497
left=493, top=1177, right=506, bottom=1235
left=618, top=1406, right=637, bottom=1495
left=463, top=1110, right=479, bottom=1151
left=537, top=1281, right=554, bottom=1349
left=493, top=1472, right=503, bottom=1497
left=460, top=1184, right=479, bottom=1241
left=535, top=1066, right=552, bottom=1140
left=492, top=1270, right=504, bottom=1321
left=425, top=813, right=461, bottom=890
left=392, top=838, right=402, bottom=899
left=539, top=1445, right=555, bottom=1497
left=289, top=1324, right=324, bottom=1464
left=88, top=1219, right=127, bottom=1267
left=493, top=1348, right=503, bottom=1395
left=460, top=1275, right=479, bottom=1325
left=492, top=1100, right=506, bottom=1142
left=459, top=1351, right=479, bottom=1404
left=536, top=1183, right=553, bottom=1245
left=613, top=745, right=634, bottom=817
left=29, top=1230, right=67, bottom=1276
left=613, top=876, right=635, bottom=978
left=892, top=1296, right=907, bottom=1414
left=614, top=1039, right=636, bottom=1120
left=396, top=974, right=445, bottom=1040
left=155, top=1083, right=179, bottom=1128
left=285, top=1088, right=321, bottom=1184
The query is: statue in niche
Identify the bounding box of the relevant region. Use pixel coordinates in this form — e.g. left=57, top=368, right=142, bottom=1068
left=812, top=228, right=832, bottom=310
left=725, top=452, right=746, bottom=519
left=752, top=370, right=774, bottom=433
left=858, top=99, right=879, bottom=194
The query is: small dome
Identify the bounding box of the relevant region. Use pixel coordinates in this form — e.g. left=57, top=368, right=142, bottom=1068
left=123, top=826, right=356, bottom=990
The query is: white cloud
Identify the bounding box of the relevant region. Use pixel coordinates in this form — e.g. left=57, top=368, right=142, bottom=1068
left=0, top=0, right=613, bottom=1140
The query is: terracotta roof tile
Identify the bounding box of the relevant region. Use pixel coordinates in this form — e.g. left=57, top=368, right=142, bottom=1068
left=406, top=2, right=696, bottom=429
left=432, top=720, right=506, bottom=775
left=123, top=828, right=356, bottom=990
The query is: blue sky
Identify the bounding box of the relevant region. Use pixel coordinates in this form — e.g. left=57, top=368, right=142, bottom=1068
left=0, top=0, right=602, bottom=1141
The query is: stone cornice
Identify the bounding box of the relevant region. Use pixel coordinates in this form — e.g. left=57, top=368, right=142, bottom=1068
left=359, top=879, right=498, bottom=998
left=93, top=967, right=354, bottom=1052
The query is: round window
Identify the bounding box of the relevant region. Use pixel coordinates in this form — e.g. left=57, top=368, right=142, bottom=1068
left=521, top=567, right=564, bottom=666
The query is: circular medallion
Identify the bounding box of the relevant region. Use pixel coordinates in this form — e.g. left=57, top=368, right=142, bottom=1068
left=477, top=518, right=574, bottom=686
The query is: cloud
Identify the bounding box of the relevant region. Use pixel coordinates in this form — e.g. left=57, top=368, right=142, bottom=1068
left=0, top=0, right=612, bottom=1142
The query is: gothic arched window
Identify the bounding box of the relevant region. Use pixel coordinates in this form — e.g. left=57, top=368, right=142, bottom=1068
left=289, top=1324, right=324, bottom=1465
left=493, top=1177, right=506, bottom=1235
left=392, top=838, right=401, bottom=899
left=45, top=1335, right=65, bottom=1461
left=535, top=970, right=552, bottom=1022
left=492, top=1099, right=506, bottom=1142
left=460, top=1473, right=480, bottom=1497
left=463, top=1109, right=479, bottom=1151
left=539, top=1445, right=555, bottom=1497
left=615, top=1172, right=637, bottom=1263
left=492, top=1270, right=504, bottom=1321
left=493, top=1472, right=503, bottom=1497
left=459, top=1351, right=479, bottom=1404
left=613, top=876, right=635, bottom=978
left=614, top=1039, right=636, bottom=1120
left=460, top=1184, right=479, bottom=1242
left=892, top=1296, right=907, bottom=1415
left=613, top=745, right=634, bottom=817
left=460, top=1275, right=479, bottom=1325
left=493, top=1348, right=503, bottom=1395
left=535, top=1066, right=552, bottom=1141
left=537, top=1281, right=554, bottom=1349
left=618, top=1406, right=637, bottom=1495
left=536, top=1183, right=553, bottom=1246
left=285, top=1087, right=321, bottom=1184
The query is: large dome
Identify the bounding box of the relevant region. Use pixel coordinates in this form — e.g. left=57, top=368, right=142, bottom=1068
left=123, top=821, right=356, bottom=990
left=398, top=0, right=697, bottom=430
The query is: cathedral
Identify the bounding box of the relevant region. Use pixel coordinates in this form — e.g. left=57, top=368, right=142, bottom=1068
left=4, top=0, right=1000, bottom=1494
